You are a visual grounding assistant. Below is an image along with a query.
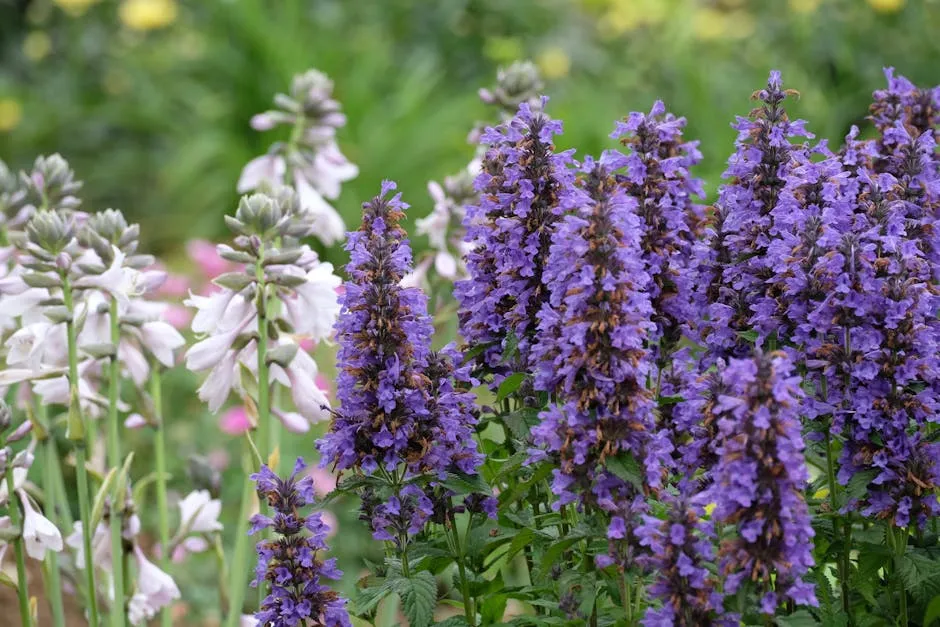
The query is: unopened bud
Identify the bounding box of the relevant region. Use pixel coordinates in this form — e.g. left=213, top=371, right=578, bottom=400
left=6, top=420, right=33, bottom=443
left=0, top=401, right=11, bottom=432
left=56, top=251, right=71, bottom=271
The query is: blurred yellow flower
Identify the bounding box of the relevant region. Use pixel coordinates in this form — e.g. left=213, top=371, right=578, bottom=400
left=693, top=8, right=755, bottom=41
left=0, top=98, right=23, bottom=132
left=23, top=31, right=52, bottom=61
left=867, top=0, right=905, bottom=12
left=814, top=487, right=830, bottom=500
left=119, top=0, right=178, bottom=32
left=704, top=502, right=716, bottom=517
left=599, top=0, right=669, bottom=37
left=537, top=47, right=571, bottom=80
left=53, top=0, right=99, bottom=16
left=789, top=0, right=823, bottom=14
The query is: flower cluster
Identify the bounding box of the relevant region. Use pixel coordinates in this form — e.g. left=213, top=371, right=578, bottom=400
left=699, top=71, right=813, bottom=362
left=637, top=493, right=732, bottom=627
left=456, top=99, right=576, bottom=375
left=611, top=100, right=706, bottom=364
left=530, top=155, right=663, bottom=539
left=185, top=187, right=341, bottom=431
left=238, top=69, right=358, bottom=245
left=709, top=352, right=816, bottom=614
left=250, top=458, right=351, bottom=627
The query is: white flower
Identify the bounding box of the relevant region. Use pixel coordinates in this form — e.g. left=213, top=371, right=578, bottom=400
left=434, top=250, right=458, bottom=279
left=6, top=322, right=54, bottom=369
left=18, top=490, right=63, bottom=560
left=0, top=366, right=67, bottom=387
left=287, top=352, right=331, bottom=424
left=240, top=615, right=259, bottom=627
left=66, top=521, right=111, bottom=570
left=0, top=468, right=28, bottom=506
left=74, top=248, right=143, bottom=305
left=237, top=154, right=286, bottom=194
left=140, top=321, right=185, bottom=368
left=283, top=262, right=341, bottom=341
left=128, top=546, right=180, bottom=626
left=273, top=408, right=310, bottom=433
left=185, top=289, right=235, bottom=335
left=197, top=350, right=238, bottom=412
left=294, top=174, right=346, bottom=245
left=299, top=141, right=358, bottom=200
left=177, top=490, right=222, bottom=534
left=185, top=315, right=254, bottom=372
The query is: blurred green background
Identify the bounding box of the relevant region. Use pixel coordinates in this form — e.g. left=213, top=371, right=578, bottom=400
left=1, top=0, right=938, bottom=623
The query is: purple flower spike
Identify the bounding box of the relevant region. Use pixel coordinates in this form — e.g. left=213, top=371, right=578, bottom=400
left=250, top=459, right=351, bottom=627
left=455, top=99, right=578, bottom=379
left=698, top=71, right=813, bottom=363
left=709, top=352, right=817, bottom=614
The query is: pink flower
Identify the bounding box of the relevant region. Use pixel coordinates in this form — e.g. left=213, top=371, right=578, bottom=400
left=220, top=406, right=252, bottom=435
left=158, top=274, right=191, bottom=298
left=308, top=467, right=337, bottom=498
left=186, top=240, right=235, bottom=280
left=321, top=510, right=339, bottom=539
left=162, top=305, right=192, bottom=330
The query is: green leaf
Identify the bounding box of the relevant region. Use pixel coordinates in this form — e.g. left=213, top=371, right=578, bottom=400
left=737, top=329, right=759, bottom=343
left=500, top=332, right=519, bottom=365
left=502, top=408, right=540, bottom=441
left=496, top=373, right=526, bottom=403
left=897, top=550, right=940, bottom=602
left=606, top=452, right=644, bottom=491
left=393, top=571, right=437, bottom=627
left=774, top=610, right=820, bottom=627
left=441, top=472, right=490, bottom=496
left=924, top=594, right=940, bottom=627
left=434, top=617, right=471, bottom=627
left=845, top=470, right=877, bottom=501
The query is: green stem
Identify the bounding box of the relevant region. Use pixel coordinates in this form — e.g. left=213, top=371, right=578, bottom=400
left=893, top=526, right=908, bottom=626
left=5, top=472, right=33, bottom=627
left=622, top=573, right=632, bottom=624
left=450, top=514, right=474, bottom=624
left=106, top=299, right=126, bottom=627
left=63, top=276, right=100, bottom=627
left=224, top=453, right=255, bottom=627
left=151, top=366, right=172, bottom=627
left=40, top=430, right=67, bottom=627
left=255, top=259, right=271, bottom=467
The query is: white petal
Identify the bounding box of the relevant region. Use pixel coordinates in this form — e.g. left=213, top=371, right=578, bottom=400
left=140, top=321, right=185, bottom=367
left=236, top=154, right=286, bottom=193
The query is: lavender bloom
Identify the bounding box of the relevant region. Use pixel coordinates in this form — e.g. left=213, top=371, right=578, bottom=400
left=319, top=182, right=484, bottom=537
left=455, top=99, right=576, bottom=377
left=710, top=352, right=816, bottom=614
left=805, top=168, right=940, bottom=527
left=530, top=156, right=665, bottom=557
left=868, top=67, right=939, bottom=175
left=250, top=458, right=351, bottom=627
left=318, top=181, right=434, bottom=475
left=637, top=493, right=732, bottom=627
left=611, top=100, right=706, bottom=364
left=699, top=72, right=813, bottom=362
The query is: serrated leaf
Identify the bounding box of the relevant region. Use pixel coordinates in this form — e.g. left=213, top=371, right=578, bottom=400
left=392, top=571, right=437, bottom=627
left=502, top=408, right=539, bottom=441
left=442, top=471, right=490, bottom=496
left=606, top=452, right=644, bottom=491
left=737, top=329, right=759, bottom=343
left=845, top=470, right=877, bottom=501
left=434, top=617, right=471, bottom=627
left=500, top=332, right=519, bottom=365
left=496, top=373, right=526, bottom=403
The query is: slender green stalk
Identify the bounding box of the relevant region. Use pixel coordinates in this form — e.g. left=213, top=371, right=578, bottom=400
left=40, top=430, right=67, bottom=627
left=151, top=366, right=172, bottom=627
left=5, top=470, right=33, bottom=627
left=106, top=299, right=126, bottom=627
left=622, top=573, right=632, bottom=624
left=224, top=452, right=255, bottom=627
left=255, top=267, right=271, bottom=466
left=62, top=276, right=100, bottom=627
left=892, top=526, right=908, bottom=626
left=449, top=512, right=474, bottom=624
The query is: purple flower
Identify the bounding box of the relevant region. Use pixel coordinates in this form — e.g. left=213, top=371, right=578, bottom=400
left=698, top=72, right=813, bottom=363
left=249, top=459, right=351, bottom=627
left=868, top=67, right=939, bottom=176
left=611, top=100, right=706, bottom=364
left=709, top=352, right=817, bottom=614
left=455, top=99, right=577, bottom=378
left=318, top=182, right=485, bottom=539
left=638, top=493, right=733, bottom=627
left=530, top=155, right=668, bottom=564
